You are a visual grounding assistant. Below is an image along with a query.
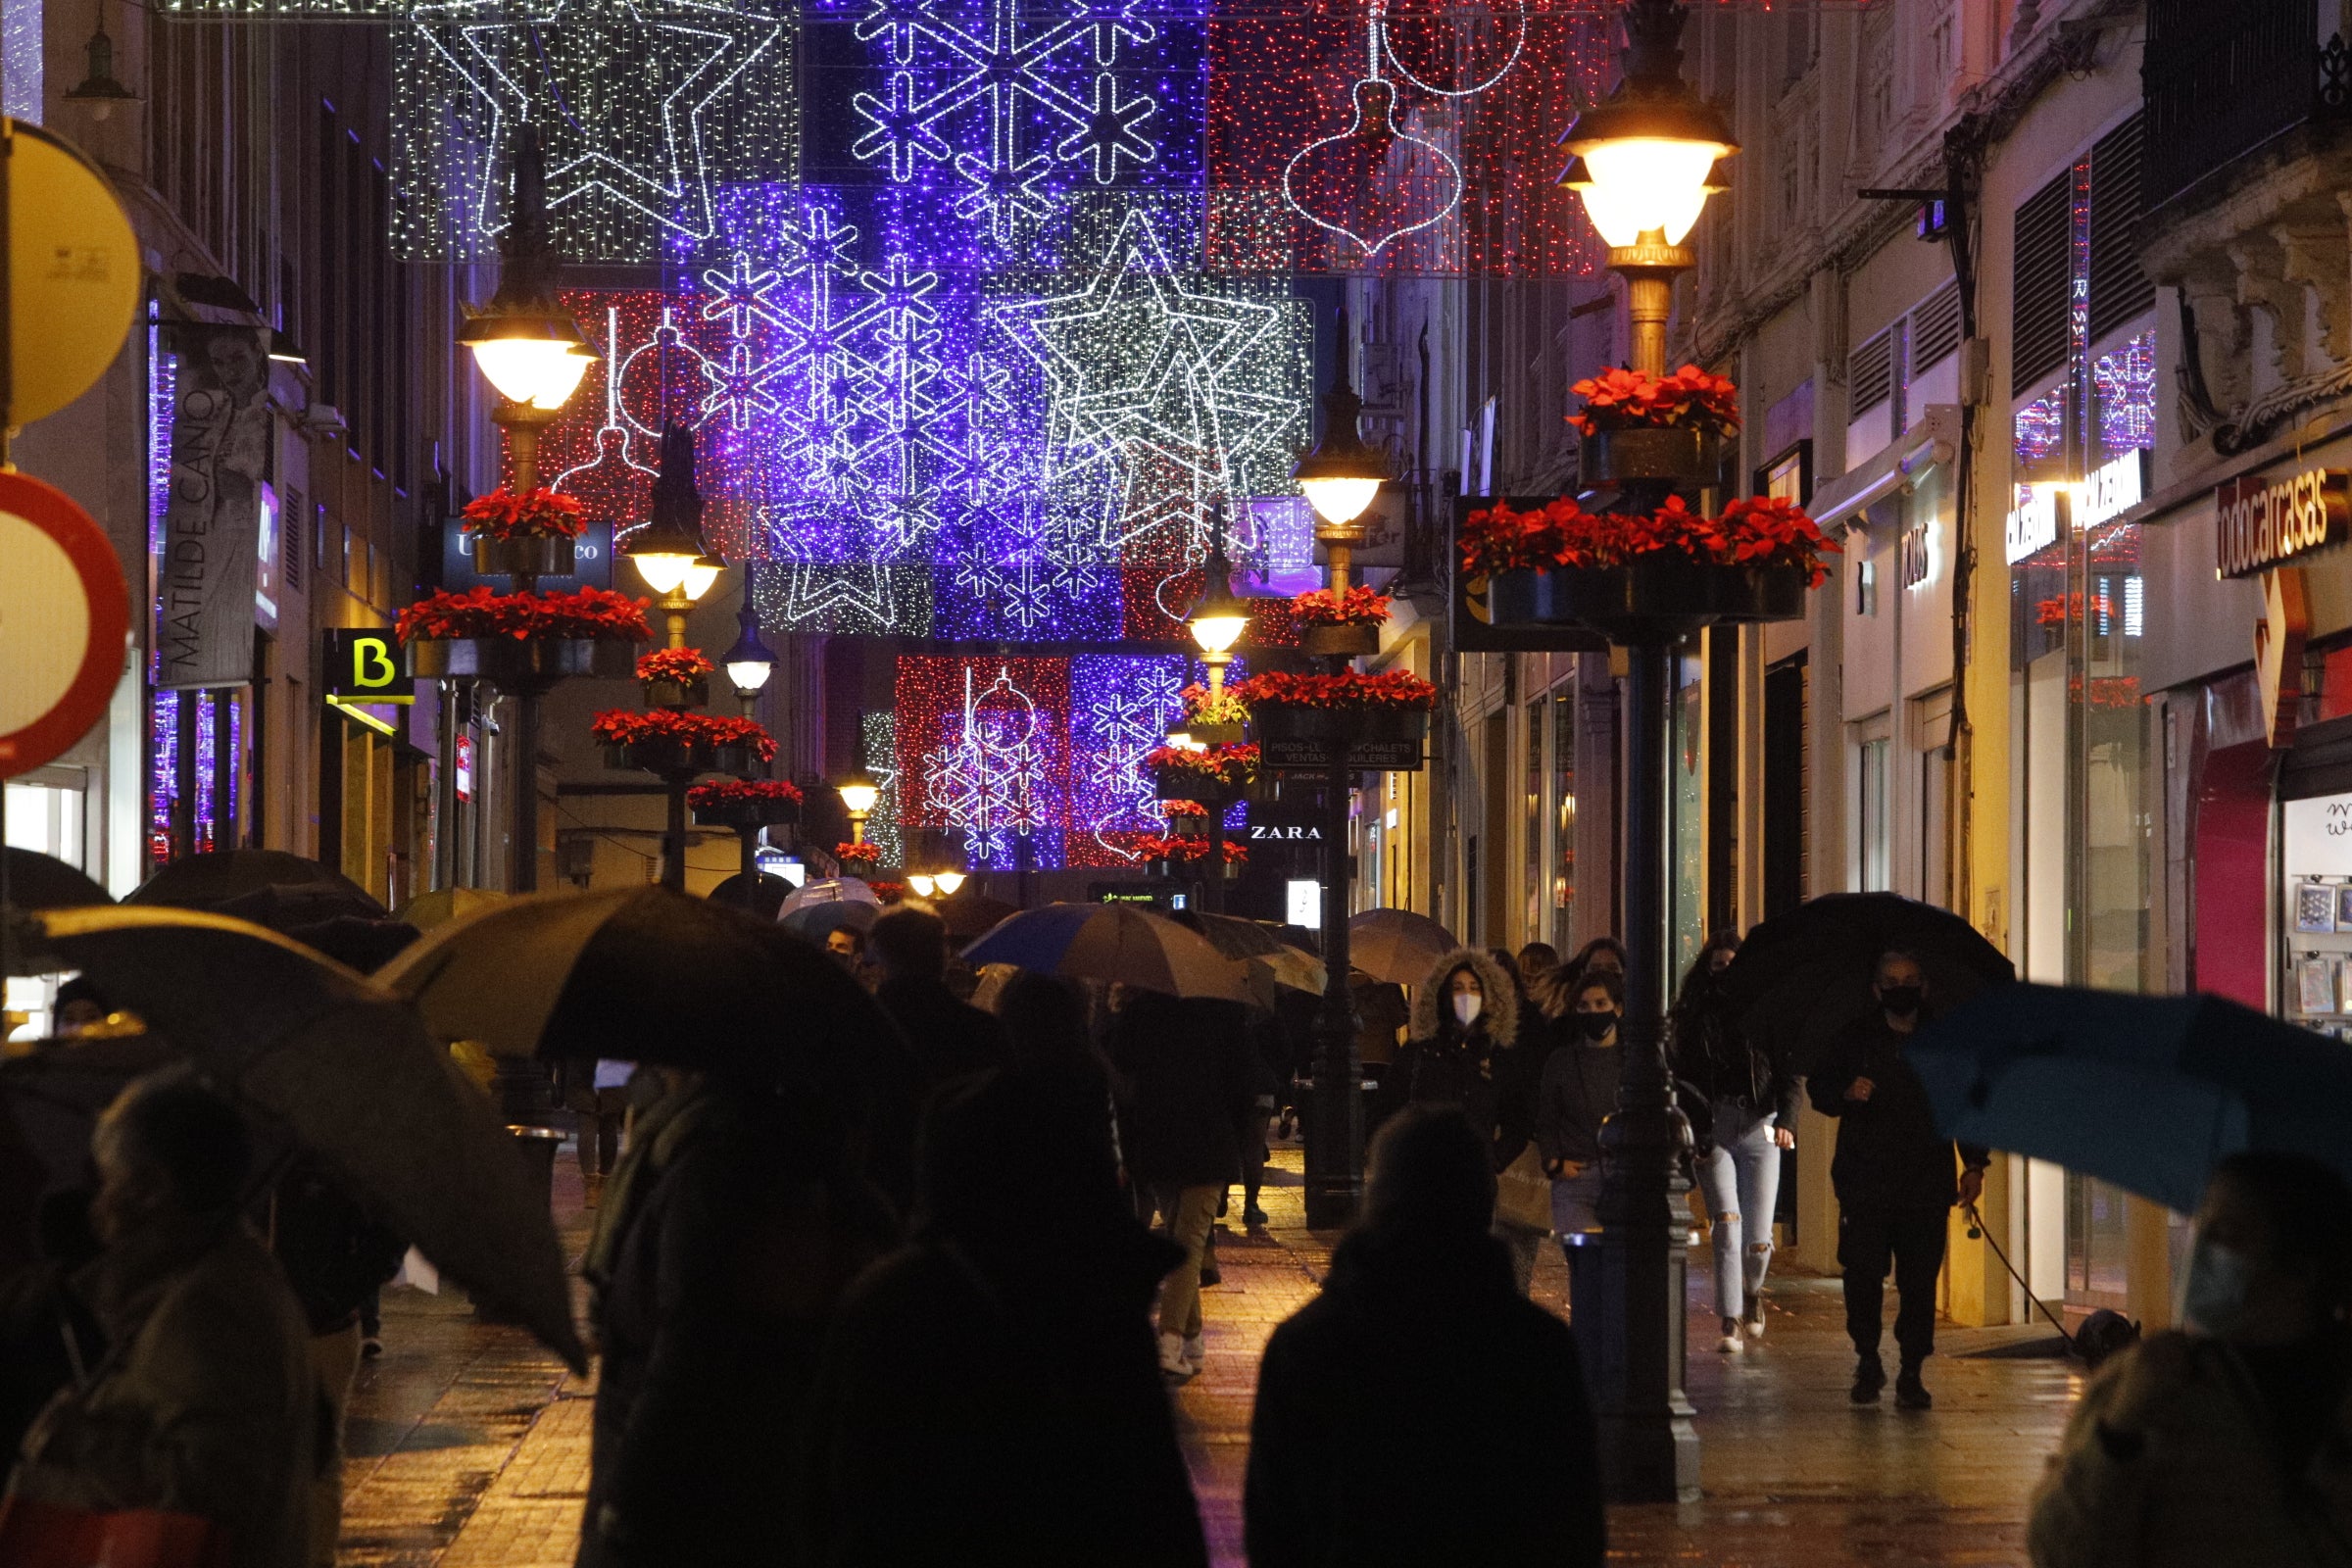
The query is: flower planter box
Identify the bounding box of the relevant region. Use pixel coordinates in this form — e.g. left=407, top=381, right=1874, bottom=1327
left=642, top=676, right=710, bottom=711
left=1578, top=427, right=1725, bottom=491
left=410, top=636, right=636, bottom=688
left=1251, top=704, right=1428, bottom=773
left=1544, top=559, right=1809, bottom=643
left=691, top=796, right=804, bottom=831
left=604, top=740, right=758, bottom=779
left=1152, top=767, right=1246, bottom=805
left=1184, top=720, right=1247, bottom=747
left=1486, top=568, right=1557, bottom=627
left=1299, top=622, right=1381, bottom=658
left=471, top=534, right=576, bottom=581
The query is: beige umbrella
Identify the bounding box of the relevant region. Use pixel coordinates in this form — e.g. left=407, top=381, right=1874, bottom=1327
left=1346, top=907, right=1459, bottom=986
left=960, top=903, right=1250, bottom=1002
left=7, top=904, right=585, bottom=1371
left=394, top=886, right=512, bottom=932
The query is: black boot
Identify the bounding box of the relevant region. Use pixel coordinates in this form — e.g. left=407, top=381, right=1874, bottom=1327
left=1894, top=1363, right=1933, bottom=1409
left=1849, top=1351, right=1886, bottom=1404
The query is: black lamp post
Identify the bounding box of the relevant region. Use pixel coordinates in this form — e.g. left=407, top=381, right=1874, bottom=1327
left=1553, top=0, right=1738, bottom=1505
left=1289, top=310, right=1394, bottom=1230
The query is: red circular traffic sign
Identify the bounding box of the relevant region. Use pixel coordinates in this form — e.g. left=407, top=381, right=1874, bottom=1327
left=0, top=470, right=128, bottom=779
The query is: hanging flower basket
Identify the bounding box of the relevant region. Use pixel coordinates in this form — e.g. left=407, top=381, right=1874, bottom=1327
left=472, top=533, right=576, bottom=580
left=1487, top=567, right=1557, bottom=626
left=1578, top=427, right=1726, bottom=490
left=397, top=586, right=652, bottom=646
left=594, top=710, right=775, bottom=780
left=1299, top=622, right=1380, bottom=658
left=637, top=649, right=714, bottom=711
left=460, top=486, right=590, bottom=541
left=605, top=740, right=759, bottom=779
left=1144, top=743, right=1257, bottom=805
left=1234, top=672, right=1436, bottom=773
left=1544, top=559, right=1809, bottom=642
left=409, top=636, right=635, bottom=686
left=1251, top=703, right=1430, bottom=750
left=688, top=777, right=805, bottom=829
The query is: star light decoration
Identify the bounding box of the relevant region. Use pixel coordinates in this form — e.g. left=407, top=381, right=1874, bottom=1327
left=391, top=0, right=799, bottom=265
left=857, top=709, right=906, bottom=869
left=893, top=653, right=1200, bottom=869
left=526, top=187, right=1307, bottom=640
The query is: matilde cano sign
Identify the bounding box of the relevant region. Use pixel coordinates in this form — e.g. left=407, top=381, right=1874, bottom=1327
left=2216, top=466, right=2350, bottom=579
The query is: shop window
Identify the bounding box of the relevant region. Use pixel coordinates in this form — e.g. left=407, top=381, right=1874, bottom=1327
left=1857, top=735, right=1891, bottom=893
left=1551, top=687, right=1576, bottom=950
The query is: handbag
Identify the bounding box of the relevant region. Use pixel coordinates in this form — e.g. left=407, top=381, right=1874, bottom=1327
left=1494, top=1145, right=1554, bottom=1233
left=0, top=1494, right=229, bottom=1568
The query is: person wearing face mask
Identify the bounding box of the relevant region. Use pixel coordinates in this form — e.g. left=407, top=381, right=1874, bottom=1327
left=1387, top=951, right=1534, bottom=1281
left=1535, top=972, right=1627, bottom=1298
left=1670, top=932, right=1803, bottom=1354
left=1807, top=950, right=1989, bottom=1410
left=2027, top=1152, right=2352, bottom=1568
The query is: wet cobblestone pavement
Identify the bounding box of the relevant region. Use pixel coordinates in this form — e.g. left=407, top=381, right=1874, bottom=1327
left=338, top=1144, right=2081, bottom=1567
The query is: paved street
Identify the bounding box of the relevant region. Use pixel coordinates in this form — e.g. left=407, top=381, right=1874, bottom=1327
left=338, top=1144, right=2081, bottom=1568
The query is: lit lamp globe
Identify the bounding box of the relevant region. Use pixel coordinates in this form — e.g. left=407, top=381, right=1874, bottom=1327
left=463, top=327, right=595, bottom=413
left=932, top=869, right=966, bottom=897
left=837, top=772, right=881, bottom=820
left=907, top=873, right=937, bottom=899
left=721, top=602, right=778, bottom=700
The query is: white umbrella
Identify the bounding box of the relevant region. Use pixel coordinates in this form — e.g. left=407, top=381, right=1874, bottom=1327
left=1347, top=907, right=1459, bottom=986
left=961, top=903, right=1250, bottom=1002
left=778, top=876, right=881, bottom=916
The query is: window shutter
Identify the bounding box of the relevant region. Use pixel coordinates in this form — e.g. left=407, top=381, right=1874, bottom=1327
left=1911, top=281, right=1964, bottom=371
left=2011, top=171, right=2072, bottom=396
left=2089, top=115, right=2156, bottom=346
left=1848, top=327, right=1894, bottom=415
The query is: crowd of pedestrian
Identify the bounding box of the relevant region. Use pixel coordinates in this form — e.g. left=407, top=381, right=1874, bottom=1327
left=9, top=893, right=2352, bottom=1568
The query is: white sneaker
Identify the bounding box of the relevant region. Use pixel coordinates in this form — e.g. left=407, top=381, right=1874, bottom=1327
left=1743, top=1305, right=1767, bottom=1340
left=1158, top=1333, right=1197, bottom=1382
left=1716, top=1319, right=1744, bottom=1354
left=1183, top=1333, right=1205, bottom=1372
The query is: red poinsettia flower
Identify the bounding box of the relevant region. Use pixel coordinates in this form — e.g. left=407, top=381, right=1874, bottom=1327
left=590, top=709, right=778, bottom=764
left=1156, top=799, right=1210, bottom=819
left=395, top=586, right=652, bottom=645
left=636, top=648, right=715, bottom=684
left=685, top=777, right=805, bottom=809
left=836, top=841, right=881, bottom=864
left=460, top=487, right=589, bottom=540
left=1463, top=494, right=1838, bottom=584
left=1136, top=835, right=1248, bottom=864
left=1179, top=683, right=1251, bottom=727
left=1142, top=744, right=1259, bottom=787
left=1567, top=365, right=1741, bottom=437
left=1228, top=670, right=1441, bottom=712
left=1290, top=585, right=1394, bottom=626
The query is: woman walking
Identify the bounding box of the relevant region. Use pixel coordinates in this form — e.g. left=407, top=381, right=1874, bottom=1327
left=1385, top=950, right=1545, bottom=1287
left=1536, top=970, right=1625, bottom=1308
left=1670, top=932, right=1799, bottom=1353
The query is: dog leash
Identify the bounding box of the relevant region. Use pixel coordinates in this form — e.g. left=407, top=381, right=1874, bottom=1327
left=1963, top=1201, right=2077, bottom=1352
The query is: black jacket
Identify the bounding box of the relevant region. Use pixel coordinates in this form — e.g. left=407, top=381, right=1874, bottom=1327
left=1106, top=994, right=1253, bottom=1189
left=1670, top=982, right=1802, bottom=1128
left=873, top=976, right=1007, bottom=1089
left=1244, top=1225, right=1605, bottom=1568
left=578, top=1084, right=893, bottom=1568
left=1807, top=1014, right=1988, bottom=1210
left=1537, top=1034, right=1623, bottom=1168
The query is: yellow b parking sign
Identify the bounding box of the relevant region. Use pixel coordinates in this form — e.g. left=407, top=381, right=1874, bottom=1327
left=323, top=629, right=413, bottom=702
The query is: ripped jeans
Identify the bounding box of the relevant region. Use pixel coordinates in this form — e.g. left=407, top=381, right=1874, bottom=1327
left=1692, top=1103, right=1784, bottom=1322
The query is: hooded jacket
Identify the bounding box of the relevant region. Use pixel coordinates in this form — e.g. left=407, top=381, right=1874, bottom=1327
left=1385, top=950, right=1522, bottom=1145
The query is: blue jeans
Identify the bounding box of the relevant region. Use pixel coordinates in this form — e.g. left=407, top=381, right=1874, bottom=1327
left=1693, top=1104, right=1783, bottom=1321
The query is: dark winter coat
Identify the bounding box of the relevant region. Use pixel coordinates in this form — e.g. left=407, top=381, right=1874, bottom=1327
left=801, top=1068, right=1206, bottom=1568
left=1384, top=948, right=1523, bottom=1139
left=577, top=1080, right=893, bottom=1568
left=1536, top=1033, right=1623, bottom=1168
left=873, top=975, right=1008, bottom=1090
left=1105, top=993, right=1253, bottom=1190
left=1806, top=1014, right=1988, bottom=1211
left=270, top=1155, right=404, bottom=1336
left=1244, top=1225, right=1606, bottom=1568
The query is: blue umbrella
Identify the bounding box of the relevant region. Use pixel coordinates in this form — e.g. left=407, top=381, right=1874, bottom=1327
left=1904, top=983, right=2352, bottom=1214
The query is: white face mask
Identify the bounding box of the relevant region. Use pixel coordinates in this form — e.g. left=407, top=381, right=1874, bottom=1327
left=1450, top=992, right=1484, bottom=1028
left=2180, top=1236, right=2255, bottom=1337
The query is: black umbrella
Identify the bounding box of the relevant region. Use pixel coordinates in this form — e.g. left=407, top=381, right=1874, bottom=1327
left=1718, top=893, right=2015, bottom=1073
left=708, top=872, right=793, bottom=920
left=378, top=886, right=893, bottom=1088
left=0, top=847, right=111, bottom=911
left=128, top=851, right=385, bottom=927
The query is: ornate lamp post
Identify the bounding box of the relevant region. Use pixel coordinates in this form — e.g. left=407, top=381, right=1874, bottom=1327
left=1294, top=307, right=1391, bottom=593
left=837, top=770, right=880, bottom=851
left=1554, top=0, right=1737, bottom=1504
left=454, top=126, right=596, bottom=896
left=622, top=425, right=724, bottom=648
left=1185, top=512, right=1250, bottom=912
left=722, top=600, right=778, bottom=716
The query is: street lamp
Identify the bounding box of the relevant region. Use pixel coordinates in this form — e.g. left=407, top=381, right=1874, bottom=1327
left=457, top=127, right=595, bottom=494
left=932, top=868, right=965, bottom=897
left=1187, top=506, right=1250, bottom=698
left=1293, top=306, right=1389, bottom=592
left=623, top=424, right=724, bottom=647
left=1553, top=0, right=1735, bottom=1507
left=908, top=873, right=937, bottom=898
left=837, top=769, right=880, bottom=847
left=721, top=598, right=777, bottom=715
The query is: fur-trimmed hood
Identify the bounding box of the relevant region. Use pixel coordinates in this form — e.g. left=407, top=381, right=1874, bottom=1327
left=1407, top=947, right=1520, bottom=1050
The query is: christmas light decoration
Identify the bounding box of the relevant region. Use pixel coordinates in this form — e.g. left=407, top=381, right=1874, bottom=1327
left=859, top=709, right=906, bottom=869
left=391, top=0, right=799, bottom=265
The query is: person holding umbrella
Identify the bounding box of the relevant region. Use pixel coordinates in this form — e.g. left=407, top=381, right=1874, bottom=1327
left=2026, top=1152, right=2352, bottom=1567
left=1808, top=950, right=1989, bottom=1409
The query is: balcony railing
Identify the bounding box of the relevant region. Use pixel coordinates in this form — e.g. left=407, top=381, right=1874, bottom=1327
left=2143, top=0, right=2342, bottom=207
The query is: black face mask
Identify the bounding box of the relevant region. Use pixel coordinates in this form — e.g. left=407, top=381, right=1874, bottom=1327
left=1879, top=986, right=1924, bottom=1017
left=1578, top=1008, right=1619, bottom=1040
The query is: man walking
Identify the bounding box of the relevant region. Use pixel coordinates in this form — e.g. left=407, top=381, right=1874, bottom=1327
left=1808, top=950, right=1989, bottom=1410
